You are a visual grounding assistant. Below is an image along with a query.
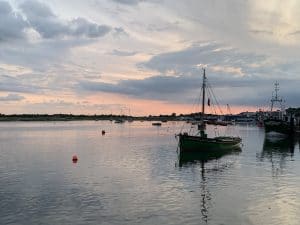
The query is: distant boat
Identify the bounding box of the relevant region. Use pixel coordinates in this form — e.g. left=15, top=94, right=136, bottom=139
left=115, top=119, right=125, bottom=124
left=177, top=69, right=242, bottom=153
left=264, top=82, right=294, bottom=135
left=127, top=118, right=134, bottom=122
left=206, top=119, right=229, bottom=126
left=152, top=122, right=162, bottom=126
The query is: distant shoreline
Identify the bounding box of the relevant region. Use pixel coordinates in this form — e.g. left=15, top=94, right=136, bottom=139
left=0, top=114, right=179, bottom=122
left=7, top=107, right=299, bottom=122
left=0, top=112, right=258, bottom=122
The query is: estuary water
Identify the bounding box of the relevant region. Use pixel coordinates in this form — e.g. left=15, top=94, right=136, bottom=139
left=1, top=121, right=300, bottom=225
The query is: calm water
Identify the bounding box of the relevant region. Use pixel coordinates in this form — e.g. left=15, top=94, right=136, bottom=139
left=1, top=121, right=300, bottom=225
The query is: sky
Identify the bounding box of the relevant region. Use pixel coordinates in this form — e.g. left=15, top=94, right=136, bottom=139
left=1, top=0, right=300, bottom=115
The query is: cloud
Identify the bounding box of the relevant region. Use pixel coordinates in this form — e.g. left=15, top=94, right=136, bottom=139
left=249, top=29, right=274, bottom=35
left=0, top=93, right=25, bottom=101
left=76, top=72, right=264, bottom=102
left=111, top=0, right=159, bottom=6
left=289, top=30, right=300, bottom=36
left=76, top=42, right=300, bottom=108
left=110, top=49, right=137, bottom=56
left=78, top=75, right=199, bottom=98
left=0, top=75, right=42, bottom=93
left=0, top=1, right=28, bottom=42
left=23, top=99, right=127, bottom=114
left=69, top=18, right=111, bottom=38
left=113, top=27, right=129, bottom=37
left=1, top=0, right=300, bottom=114
left=140, top=43, right=266, bottom=76
left=111, top=0, right=143, bottom=5
left=0, top=38, right=92, bottom=72
left=77, top=73, right=300, bottom=108
left=20, top=0, right=111, bottom=39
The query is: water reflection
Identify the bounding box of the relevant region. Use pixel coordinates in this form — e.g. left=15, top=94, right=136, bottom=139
left=259, top=134, right=299, bottom=176
left=178, top=147, right=242, bottom=167
left=177, top=148, right=241, bottom=223
left=199, top=162, right=210, bottom=224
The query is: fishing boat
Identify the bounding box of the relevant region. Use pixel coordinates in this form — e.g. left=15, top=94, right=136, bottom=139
left=177, top=69, right=242, bottom=153
left=264, top=82, right=294, bottom=135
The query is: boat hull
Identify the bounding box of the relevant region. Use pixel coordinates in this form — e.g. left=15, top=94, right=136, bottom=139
left=178, top=134, right=241, bottom=153
left=264, top=119, right=294, bottom=135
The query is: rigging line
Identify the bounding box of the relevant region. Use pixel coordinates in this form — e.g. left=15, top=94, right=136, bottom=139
left=189, top=86, right=204, bottom=135
left=206, top=87, right=212, bottom=115
left=208, top=85, right=223, bottom=115
left=207, top=81, right=224, bottom=115
left=206, top=85, right=218, bottom=115
left=179, top=85, right=203, bottom=134
left=206, top=87, right=218, bottom=115
left=205, top=86, right=222, bottom=137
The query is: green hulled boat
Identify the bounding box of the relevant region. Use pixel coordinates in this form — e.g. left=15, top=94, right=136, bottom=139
left=178, top=133, right=241, bottom=152
left=177, top=69, right=242, bottom=153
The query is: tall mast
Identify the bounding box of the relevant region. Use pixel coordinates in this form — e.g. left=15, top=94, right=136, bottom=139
left=271, top=81, right=282, bottom=112
left=201, top=68, right=206, bottom=122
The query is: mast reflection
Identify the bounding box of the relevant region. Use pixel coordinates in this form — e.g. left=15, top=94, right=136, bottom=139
left=177, top=148, right=241, bottom=223
left=178, top=147, right=241, bottom=167
left=259, top=134, right=298, bottom=176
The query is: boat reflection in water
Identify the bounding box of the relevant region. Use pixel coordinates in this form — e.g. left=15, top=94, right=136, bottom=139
left=178, top=147, right=241, bottom=166
left=259, top=133, right=298, bottom=176
left=177, top=147, right=241, bottom=223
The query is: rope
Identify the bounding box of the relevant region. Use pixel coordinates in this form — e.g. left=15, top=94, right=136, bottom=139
left=178, top=85, right=203, bottom=135
left=207, top=81, right=224, bottom=115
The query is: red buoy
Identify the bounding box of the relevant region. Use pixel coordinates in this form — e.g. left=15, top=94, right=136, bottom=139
left=72, top=155, right=78, bottom=163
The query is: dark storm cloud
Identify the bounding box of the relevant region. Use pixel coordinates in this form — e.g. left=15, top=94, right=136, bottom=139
left=0, top=1, right=28, bottom=41
left=20, top=0, right=111, bottom=39
left=0, top=93, right=25, bottom=101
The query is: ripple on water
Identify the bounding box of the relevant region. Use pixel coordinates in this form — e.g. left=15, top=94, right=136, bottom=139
left=1, top=121, right=300, bottom=225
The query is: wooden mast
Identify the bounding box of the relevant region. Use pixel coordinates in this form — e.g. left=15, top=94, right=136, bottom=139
left=199, top=68, right=207, bottom=136
left=201, top=68, right=206, bottom=123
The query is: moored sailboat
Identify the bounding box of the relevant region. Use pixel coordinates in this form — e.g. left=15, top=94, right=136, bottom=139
left=177, top=69, right=242, bottom=153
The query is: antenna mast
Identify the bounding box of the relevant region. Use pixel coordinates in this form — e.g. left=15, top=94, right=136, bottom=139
left=270, top=81, right=282, bottom=112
